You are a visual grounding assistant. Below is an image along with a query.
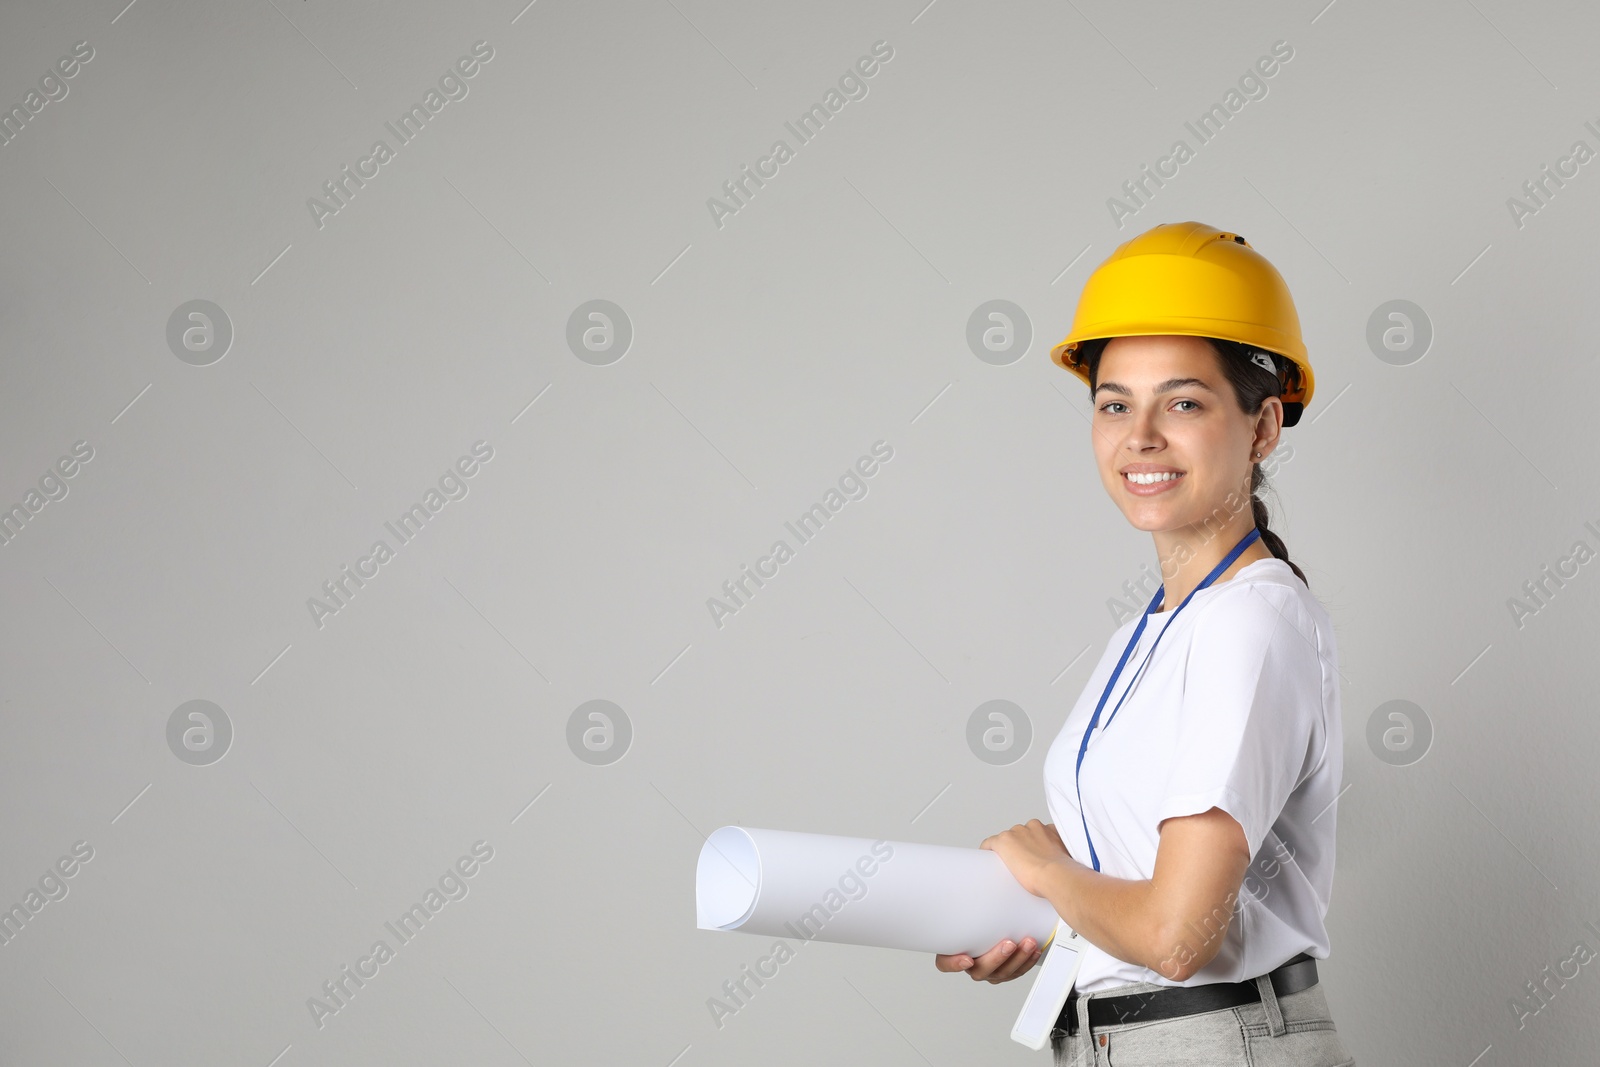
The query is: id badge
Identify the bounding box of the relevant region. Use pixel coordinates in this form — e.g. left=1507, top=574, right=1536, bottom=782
left=1010, top=920, right=1088, bottom=1049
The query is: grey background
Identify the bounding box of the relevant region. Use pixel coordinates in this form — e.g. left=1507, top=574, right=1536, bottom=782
left=2, top=0, right=1597, bottom=1064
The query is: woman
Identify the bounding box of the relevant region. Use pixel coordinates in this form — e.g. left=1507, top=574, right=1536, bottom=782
left=935, top=222, right=1354, bottom=1066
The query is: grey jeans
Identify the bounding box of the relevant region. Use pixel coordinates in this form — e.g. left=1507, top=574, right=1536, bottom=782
left=1050, top=975, right=1355, bottom=1066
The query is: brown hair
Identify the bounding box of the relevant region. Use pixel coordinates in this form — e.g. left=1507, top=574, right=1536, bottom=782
left=1078, top=335, right=1308, bottom=588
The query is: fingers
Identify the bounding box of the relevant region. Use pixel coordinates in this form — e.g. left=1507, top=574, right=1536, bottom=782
left=961, top=937, right=1040, bottom=983
left=933, top=952, right=973, bottom=973
left=986, top=937, right=1041, bottom=983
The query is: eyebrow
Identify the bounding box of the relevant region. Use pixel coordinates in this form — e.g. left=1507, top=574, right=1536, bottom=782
left=1092, top=377, right=1217, bottom=398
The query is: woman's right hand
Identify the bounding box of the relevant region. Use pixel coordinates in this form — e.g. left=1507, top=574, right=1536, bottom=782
left=934, top=935, right=1041, bottom=983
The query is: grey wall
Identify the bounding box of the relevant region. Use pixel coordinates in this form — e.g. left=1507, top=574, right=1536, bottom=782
left=2, top=0, right=1597, bottom=1064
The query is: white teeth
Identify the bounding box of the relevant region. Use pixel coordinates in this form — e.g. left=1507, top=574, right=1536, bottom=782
left=1125, top=471, right=1182, bottom=485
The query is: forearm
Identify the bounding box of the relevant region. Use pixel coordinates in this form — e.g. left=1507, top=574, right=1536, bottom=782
left=1036, top=855, right=1174, bottom=975
left=1038, top=855, right=1251, bottom=982
left=1031, top=809, right=1251, bottom=981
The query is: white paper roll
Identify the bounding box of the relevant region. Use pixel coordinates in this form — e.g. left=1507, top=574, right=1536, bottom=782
left=695, top=825, right=1060, bottom=956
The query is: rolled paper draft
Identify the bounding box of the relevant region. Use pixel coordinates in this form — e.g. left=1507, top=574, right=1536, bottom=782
left=695, top=825, right=1060, bottom=957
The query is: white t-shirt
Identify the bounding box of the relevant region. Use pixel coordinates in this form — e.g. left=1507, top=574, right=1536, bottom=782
left=1042, top=557, right=1343, bottom=994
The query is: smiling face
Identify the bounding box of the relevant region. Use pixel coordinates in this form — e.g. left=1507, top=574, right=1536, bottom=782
left=1090, top=335, right=1278, bottom=536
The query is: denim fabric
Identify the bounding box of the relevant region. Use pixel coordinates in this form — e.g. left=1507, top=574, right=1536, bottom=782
left=1049, top=978, right=1354, bottom=1066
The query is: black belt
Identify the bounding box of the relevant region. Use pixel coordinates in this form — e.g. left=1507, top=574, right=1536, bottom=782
left=1057, top=953, right=1318, bottom=1036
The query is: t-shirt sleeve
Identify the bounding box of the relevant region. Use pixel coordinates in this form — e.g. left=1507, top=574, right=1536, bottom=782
left=1156, top=585, right=1324, bottom=857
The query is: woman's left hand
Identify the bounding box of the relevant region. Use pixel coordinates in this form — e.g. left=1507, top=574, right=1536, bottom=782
left=981, top=819, right=1073, bottom=897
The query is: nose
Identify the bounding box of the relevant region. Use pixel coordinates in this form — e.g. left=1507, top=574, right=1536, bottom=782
left=1123, top=407, right=1166, bottom=451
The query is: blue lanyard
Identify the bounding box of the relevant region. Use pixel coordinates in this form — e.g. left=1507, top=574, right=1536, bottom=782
left=1072, top=527, right=1262, bottom=872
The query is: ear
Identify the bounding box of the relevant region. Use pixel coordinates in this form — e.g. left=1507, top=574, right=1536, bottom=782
left=1253, top=397, right=1284, bottom=457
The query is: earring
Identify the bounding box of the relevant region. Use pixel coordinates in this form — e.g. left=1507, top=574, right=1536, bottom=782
left=1254, top=452, right=1261, bottom=458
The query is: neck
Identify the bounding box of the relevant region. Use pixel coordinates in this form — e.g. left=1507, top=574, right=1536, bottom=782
left=1151, top=520, right=1271, bottom=612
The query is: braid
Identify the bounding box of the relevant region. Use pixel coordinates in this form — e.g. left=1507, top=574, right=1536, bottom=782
left=1250, top=461, right=1307, bottom=588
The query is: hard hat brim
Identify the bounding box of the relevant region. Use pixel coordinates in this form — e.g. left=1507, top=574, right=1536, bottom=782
left=1050, top=327, right=1314, bottom=415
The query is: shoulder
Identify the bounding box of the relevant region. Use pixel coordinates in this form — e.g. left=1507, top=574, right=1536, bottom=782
left=1186, top=560, right=1330, bottom=662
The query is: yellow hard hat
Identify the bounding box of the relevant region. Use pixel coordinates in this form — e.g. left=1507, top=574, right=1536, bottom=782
left=1049, top=221, right=1315, bottom=426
